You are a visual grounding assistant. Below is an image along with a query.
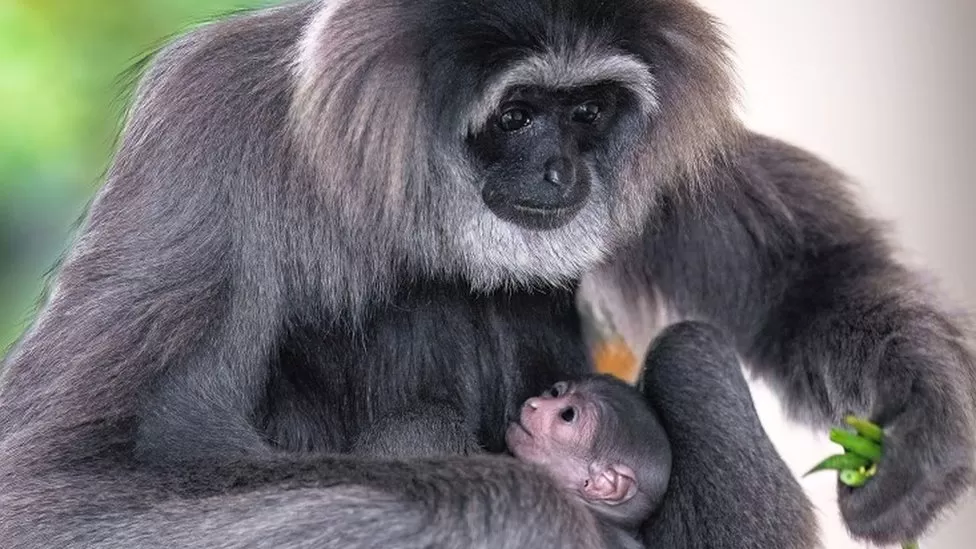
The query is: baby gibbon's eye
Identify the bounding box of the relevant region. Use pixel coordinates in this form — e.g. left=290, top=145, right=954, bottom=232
left=560, top=407, right=577, bottom=423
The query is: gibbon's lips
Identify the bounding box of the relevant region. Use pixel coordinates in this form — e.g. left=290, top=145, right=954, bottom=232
left=497, top=198, right=587, bottom=231
left=513, top=419, right=533, bottom=438
left=512, top=203, right=572, bottom=217
left=506, top=420, right=534, bottom=451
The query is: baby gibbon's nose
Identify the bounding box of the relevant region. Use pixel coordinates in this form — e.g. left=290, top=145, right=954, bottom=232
left=523, top=395, right=565, bottom=416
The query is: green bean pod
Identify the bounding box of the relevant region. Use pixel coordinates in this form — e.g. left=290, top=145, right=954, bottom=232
left=844, top=415, right=885, bottom=444
left=829, top=429, right=883, bottom=462
left=839, top=469, right=870, bottom=488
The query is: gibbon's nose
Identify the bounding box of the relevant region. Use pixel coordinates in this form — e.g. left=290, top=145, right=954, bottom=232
left=521, top=397, right=547, bottom=431
left=523, top=395, right=563, bottom=416
left=543, top=157, right=573, bottom=189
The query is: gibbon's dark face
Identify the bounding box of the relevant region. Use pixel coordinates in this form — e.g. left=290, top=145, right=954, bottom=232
left=469, top=83, right=627, bottom=231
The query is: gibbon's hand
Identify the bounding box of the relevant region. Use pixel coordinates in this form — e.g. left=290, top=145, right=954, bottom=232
left=838, top=397, right=974, bottom=544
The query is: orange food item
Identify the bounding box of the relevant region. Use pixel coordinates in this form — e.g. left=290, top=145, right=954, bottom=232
left=592, top=335, right=639, bottom=383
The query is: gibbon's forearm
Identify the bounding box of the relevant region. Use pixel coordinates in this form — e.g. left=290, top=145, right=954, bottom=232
left=623, top=133, right=975, bottom=429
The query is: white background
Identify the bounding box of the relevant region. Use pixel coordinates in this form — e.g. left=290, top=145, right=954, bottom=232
left=698, top=1, right=976, bottom=547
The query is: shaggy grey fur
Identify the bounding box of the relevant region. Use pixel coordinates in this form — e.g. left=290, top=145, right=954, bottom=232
left=0, top=1, right=971, bottom=548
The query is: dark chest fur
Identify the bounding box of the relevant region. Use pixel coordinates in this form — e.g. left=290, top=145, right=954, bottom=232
left=259, top=280, right=591, bottom=454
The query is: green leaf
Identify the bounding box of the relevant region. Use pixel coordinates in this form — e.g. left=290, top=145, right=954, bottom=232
left=803, top=453, right=872, bottom=477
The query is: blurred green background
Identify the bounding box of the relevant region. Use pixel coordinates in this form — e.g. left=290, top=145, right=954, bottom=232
left=0, top=0, right=281, bottom=355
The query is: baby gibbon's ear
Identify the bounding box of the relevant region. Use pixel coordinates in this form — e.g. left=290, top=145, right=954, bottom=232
left=581, top=462, right=638, bottom=505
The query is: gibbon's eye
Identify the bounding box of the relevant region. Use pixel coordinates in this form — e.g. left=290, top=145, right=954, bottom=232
left=560, top=407, right=577, bottom=423
left=572, top=102, right=602, bottom=124
left=547, top=382, right=566, bottom=397
left=498, top=107, right=532, bottom=132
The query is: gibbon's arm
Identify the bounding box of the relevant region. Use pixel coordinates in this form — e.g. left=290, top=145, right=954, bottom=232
left=613, top=131, right=975, bottom=544
left=638, top=322, right=819, bottom=549
left=0, top=450, right=608, bottom=549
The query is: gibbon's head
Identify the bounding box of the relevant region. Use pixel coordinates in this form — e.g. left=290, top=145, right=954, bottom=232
left=291, top=0, right=741, bottom=290
left=507, top=375, right=672, bottom=529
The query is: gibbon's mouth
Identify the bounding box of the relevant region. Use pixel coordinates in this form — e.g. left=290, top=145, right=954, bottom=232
left=510, top=420, right=533, bottom=438
left=502, top=199, right=587, bottom=231
left=512, top=204, right=572, bottom=217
